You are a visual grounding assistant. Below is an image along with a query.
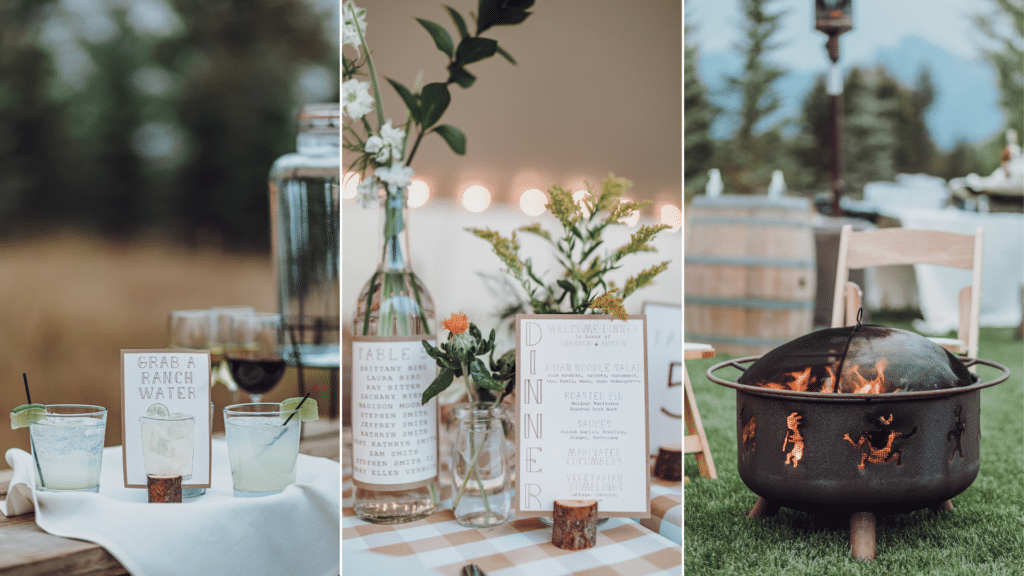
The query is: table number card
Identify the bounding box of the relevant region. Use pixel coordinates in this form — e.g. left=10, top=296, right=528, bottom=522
left=515, top=315, right=651, bottom=518
left=121, top=350, right=211, bottom=489
left=642, top=302, right=683, bottom=454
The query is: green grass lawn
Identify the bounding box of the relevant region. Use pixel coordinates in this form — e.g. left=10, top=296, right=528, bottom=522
left=683, top=320, right=1024, bottom=575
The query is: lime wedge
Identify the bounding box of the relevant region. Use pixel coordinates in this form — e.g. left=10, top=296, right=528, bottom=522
left=146, top=403, right=170, bottom=418
left=281, top=397, right=319, bottom=422
left=10, top=404, right=45, bottom=429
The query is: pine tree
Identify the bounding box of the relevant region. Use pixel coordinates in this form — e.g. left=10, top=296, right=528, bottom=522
left=728, top=0, right=788, bottom=143
left=683, top=26, right=717, bottom=193
left=842, top=67, right=897, bottom=195
left=714, top=0, right=791, bottom=194
left=975, top=0, right=1024, bottom=136
left=882, top=66, right=938, bottom=175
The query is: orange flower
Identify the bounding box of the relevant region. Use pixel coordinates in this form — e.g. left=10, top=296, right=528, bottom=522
left=442, top=312, right=470, bottom=334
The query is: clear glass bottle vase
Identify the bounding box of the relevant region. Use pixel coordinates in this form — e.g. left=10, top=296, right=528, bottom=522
left=351, top=188, right=440, bottom=523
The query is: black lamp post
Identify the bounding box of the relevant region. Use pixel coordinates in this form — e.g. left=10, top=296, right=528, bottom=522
left=815, top=0, right=852, bottom=216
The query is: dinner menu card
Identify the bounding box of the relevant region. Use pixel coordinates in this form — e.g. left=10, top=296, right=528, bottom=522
left=515, top=315, right=651, bottom=518
left=121, top=350, right=211, bottom=489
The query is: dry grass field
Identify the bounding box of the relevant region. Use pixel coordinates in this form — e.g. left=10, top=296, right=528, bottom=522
left=0, top=231, right=336, bottom=469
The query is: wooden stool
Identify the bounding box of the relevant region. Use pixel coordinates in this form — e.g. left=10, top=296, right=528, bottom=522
left=683, top=343, right=717, bottom=480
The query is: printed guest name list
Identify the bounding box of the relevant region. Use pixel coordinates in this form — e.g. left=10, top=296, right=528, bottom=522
left=351, top=337, right=438, bottom=489
left=516, top=316, right=650, bottom=518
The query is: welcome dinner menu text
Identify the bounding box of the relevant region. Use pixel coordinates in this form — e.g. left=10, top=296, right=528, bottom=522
left=515, top=315, right=651, bottom=518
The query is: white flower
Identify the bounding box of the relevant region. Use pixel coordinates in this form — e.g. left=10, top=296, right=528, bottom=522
left=356, top=175, right=380, bottom=208
left=342, top=78, right=374, bottom=119
left=375, top=163, right=415, bottom=195
left=342, top=1, right=367, bottom=55
left=364, top=120, right=405, bottom=164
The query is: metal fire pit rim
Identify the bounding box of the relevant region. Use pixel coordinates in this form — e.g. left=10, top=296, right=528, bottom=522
left=705, top=355, right=1010, bottom=402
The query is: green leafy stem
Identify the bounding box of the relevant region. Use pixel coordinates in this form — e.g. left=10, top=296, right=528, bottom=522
left=468, top=174, right=671, bottom=319
left=345, top=0, right=535, bottom=172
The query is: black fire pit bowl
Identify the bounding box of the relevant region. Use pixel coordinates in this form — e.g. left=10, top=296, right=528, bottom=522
left=704, top=325, right=1010, bottom=560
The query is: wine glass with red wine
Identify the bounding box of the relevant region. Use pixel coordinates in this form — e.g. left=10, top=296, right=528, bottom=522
left=224, top=312, right=287, bottom=403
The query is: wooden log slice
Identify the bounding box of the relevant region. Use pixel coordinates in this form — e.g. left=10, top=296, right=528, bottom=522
left=551, top=499, right=598, bottom=550
left=654, top=447, right=682, bottom=481
left=147, top=475, right=182, bottom=503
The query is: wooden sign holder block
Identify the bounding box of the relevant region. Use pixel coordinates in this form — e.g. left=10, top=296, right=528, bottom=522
left=147, top=475, right=182, bottom=503
left=683, top=345, right=717, bottom=480
left=551, top=500, right=598, bottom=550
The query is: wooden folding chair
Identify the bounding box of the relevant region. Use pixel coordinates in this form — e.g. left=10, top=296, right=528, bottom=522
left=683, top=344, right=717, bottom=480
left=830, top=224, right=984, bottom=359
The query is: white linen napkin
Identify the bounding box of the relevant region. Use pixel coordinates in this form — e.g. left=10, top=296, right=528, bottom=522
left=2, top=440, right=339, bottom=576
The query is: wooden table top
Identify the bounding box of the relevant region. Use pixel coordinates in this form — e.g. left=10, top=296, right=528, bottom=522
left=0, top=419, right=339, bottom=576
left=684, top=343, right=716, bottom=360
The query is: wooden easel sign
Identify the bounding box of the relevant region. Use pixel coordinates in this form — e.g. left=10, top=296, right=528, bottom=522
left=514, top=315, right=651, bottom=518
left=121, top=350, right=212, bottom=489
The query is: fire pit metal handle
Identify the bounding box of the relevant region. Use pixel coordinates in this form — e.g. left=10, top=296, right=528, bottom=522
left=705, top=356, right=1011, bottom=401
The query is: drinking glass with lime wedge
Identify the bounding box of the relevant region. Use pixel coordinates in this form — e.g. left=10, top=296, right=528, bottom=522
left=223, top=396, right=317, bottom=497
left=11, top=404, right=107, bottom=493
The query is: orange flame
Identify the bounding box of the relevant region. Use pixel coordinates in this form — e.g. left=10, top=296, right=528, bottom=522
left=848, top=359, right=888, bottom=394
left=762, top=367, right=812, bottom=391
left=820, top=365, right=837, bottom=394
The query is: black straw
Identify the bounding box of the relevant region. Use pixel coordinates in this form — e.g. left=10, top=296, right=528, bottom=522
left=260, top=393, right=311, bottom=452
left=281, top=393, right=311, bottom=427
left=23, top=373, right=45, bottom=487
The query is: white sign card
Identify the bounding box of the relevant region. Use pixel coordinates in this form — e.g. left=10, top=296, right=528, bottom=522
left=642, top=302, right=683, bottom=453
left=515, top=315, right=651, bottom=518
left=121, top=350, right=211, bottom=489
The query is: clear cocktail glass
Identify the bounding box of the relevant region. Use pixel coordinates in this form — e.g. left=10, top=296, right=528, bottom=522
left=223, top=403, right=301, bottom=497
left=29, top=405, right=107, bottom=493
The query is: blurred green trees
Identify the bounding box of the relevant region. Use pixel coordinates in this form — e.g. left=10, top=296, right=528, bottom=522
left=685, top=0, right=1014, bottom=200
left=975, top=0, right=1023, bottom=139
left=711, top=0, right=792, bottom=195
left=0, top=0, right=337, bottom=250
left=683, top=26, right=717, bottom=195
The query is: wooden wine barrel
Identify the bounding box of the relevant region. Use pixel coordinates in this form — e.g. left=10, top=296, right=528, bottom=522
left=685, top=196, right=817, bottom=356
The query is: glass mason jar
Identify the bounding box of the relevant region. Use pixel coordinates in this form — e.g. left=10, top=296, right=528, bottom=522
left=269, top=103, right=340, bottom=369
left=450, top=403, right=513, bottom=527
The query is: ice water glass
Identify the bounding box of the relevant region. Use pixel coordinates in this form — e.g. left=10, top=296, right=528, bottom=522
left=29, top=405, right=107, bottom=493
left=224, top=403, right=300, bottom=497
left=139, top=413, right=195, bottom=479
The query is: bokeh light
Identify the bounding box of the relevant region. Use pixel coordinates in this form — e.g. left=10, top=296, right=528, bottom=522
left=461, top=184, right=492, bottom=213
left=572, top=189, right=591, bottom=205
left=519, top=188, right=548, bottom=216
left=408, top=178, right=430, bottom=208
left=342, top=172, right=360, bottom=200
left=659, top=204, right=682, bottom=232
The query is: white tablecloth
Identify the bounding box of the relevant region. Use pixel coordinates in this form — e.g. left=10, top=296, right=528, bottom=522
left=2, top=440, right=340, bottom=576
left=872, top=207, right=1024, bottom=334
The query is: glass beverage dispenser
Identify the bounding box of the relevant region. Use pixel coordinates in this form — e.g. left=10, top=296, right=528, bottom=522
left=269, top=103, right=340, bottom=370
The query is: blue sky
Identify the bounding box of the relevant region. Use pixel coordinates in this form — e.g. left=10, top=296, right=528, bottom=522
left=685, top=0, right=1011, bottom=148
left=685, top=0, right=994, bottom=71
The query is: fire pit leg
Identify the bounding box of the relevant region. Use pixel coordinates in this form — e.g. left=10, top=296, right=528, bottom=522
left=929, top=500, right=954, bottom=513
left=850, top=512, right=876, bottom=561
left=747, top=497, right=780, bottom=518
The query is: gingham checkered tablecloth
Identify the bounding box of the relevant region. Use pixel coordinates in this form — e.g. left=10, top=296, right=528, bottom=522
left=343, top=429, right=681, bottom=576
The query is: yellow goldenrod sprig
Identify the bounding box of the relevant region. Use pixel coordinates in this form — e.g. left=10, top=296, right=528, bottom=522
left=470, top=174, right=671, bottom=318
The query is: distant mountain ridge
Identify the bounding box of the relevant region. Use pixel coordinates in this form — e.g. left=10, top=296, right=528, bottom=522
left=697, top=34, right=1004, bottom=150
